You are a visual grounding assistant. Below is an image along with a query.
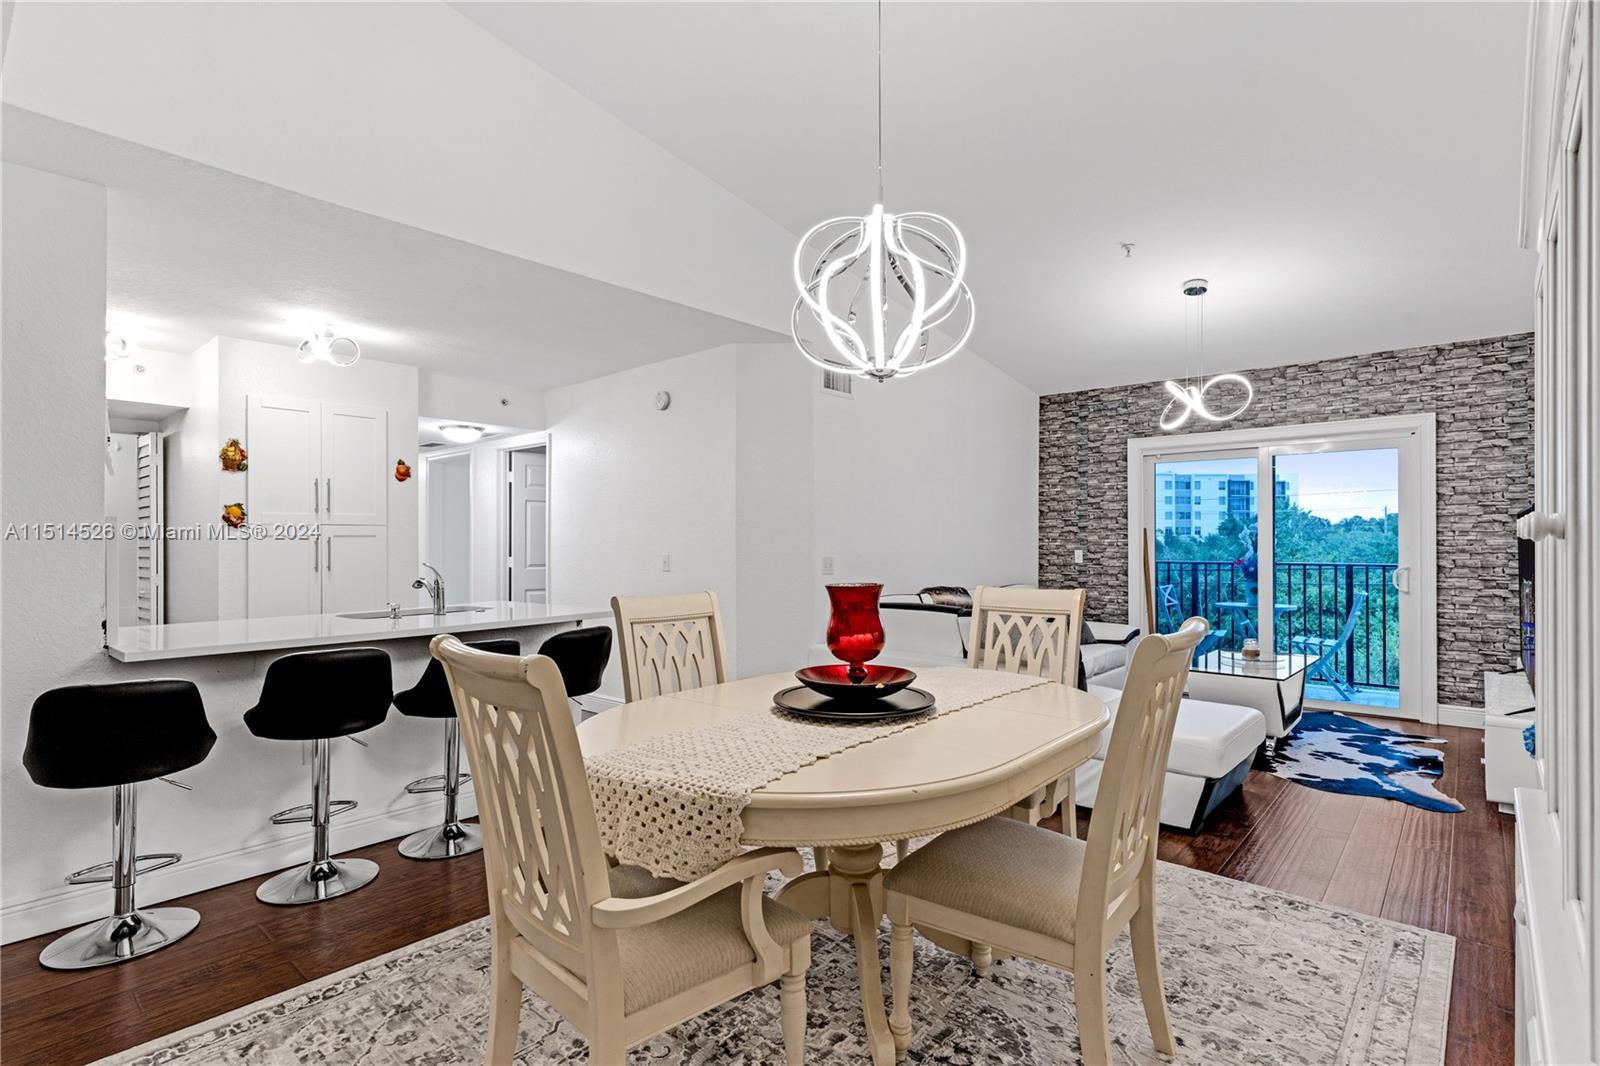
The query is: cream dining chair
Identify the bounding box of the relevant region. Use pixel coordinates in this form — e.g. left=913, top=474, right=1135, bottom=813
left=965, top=585, right=1088, bottom=834
left=611, top=591, right=731, bottom=702
left=431, top=635, right=811, bottom=1065
left=886, top=616, right=1209, bottom=1065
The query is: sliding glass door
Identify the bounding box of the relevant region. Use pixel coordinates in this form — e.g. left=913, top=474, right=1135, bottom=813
left=1138, top=421, right=1428, bottom=720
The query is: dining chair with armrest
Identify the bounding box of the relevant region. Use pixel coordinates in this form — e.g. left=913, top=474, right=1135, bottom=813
left=611, top=591, right=731, bottom=702
left=885, top=616, right=1209, bottom=1064
left=431, top=635, right=810, bottom=1065
left=965, top=585, right=1088, bottom=834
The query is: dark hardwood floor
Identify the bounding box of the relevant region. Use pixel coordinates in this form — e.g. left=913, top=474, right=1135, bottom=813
left=2, top=720, right=1513, bottom=1065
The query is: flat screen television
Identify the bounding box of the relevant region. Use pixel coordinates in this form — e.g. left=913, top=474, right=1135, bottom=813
left=1514, top=504, right=1535, bottom=690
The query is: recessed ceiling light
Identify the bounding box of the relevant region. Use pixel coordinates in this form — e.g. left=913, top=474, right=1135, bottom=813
left=438, top=423, right=486, bottom=444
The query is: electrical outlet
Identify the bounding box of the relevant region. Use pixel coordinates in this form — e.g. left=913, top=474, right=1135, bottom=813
left=1074, top=549, right=1084, bottom=564
left=820, top=554, right=835, bottom=576
left=660, top=553, right=671, bottom=573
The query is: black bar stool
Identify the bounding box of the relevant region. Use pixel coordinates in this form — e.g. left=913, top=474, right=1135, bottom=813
left=245, top=648, right=391, bottom=905
left=23, top=680, right=216, bottom=969
left=537, top=625, right=614, bottom=712
left=394, top=638, right=520, bottom=860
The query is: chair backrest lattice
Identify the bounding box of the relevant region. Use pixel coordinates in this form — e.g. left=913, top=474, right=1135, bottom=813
left=965, top=586, right=1087, bottom=686
left=432, top=635, right=611, bottom=979
left=611, top=592, right=730, bottom=702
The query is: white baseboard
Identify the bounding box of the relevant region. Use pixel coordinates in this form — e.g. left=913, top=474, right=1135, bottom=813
left=0, top=794, right=471, bottom=945
left=1436, top=703, right=1486, bottom=729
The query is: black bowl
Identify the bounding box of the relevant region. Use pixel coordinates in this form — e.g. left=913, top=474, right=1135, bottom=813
left=795, top=664, right=917, bottom=702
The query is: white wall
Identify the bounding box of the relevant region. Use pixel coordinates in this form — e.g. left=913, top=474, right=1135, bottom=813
left=546, top=347, right=741, bottom=695
left=0, top=162, right=111, bottom=940
left=161, top=338, right=220, bottom=622
left=106, top=345, right=192, bottom=409
left=418, top=370, right=543, bottom=431
left=734, top=346, right=817, bottom=677
left=811, top=351, right=1040, bottom=646
left=543, top=341, right=1041, bottom=686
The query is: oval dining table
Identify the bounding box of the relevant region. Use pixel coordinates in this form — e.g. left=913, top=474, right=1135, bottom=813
left=577, top=672, right=1110, bottom=1065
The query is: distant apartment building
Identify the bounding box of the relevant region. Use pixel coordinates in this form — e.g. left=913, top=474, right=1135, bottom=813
left=1154, top=470, right=1297, bottom=538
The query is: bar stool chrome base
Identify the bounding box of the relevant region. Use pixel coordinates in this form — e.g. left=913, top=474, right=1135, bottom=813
left=39, top=906, right=200, bottom=970
left=257, top=857, right=379, bottom=905
left=398, top=720, right=480, bottom=862
left=257, top=737, right=379, bottom=905
left=399, top=820, right=482, bottom=860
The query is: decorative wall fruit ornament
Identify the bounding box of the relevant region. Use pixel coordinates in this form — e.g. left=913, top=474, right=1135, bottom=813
left=221, top=503, right=247, bottom=529
left=394, top=458, right=412, bottom=483
left=219, top=438, right=248, bottom=472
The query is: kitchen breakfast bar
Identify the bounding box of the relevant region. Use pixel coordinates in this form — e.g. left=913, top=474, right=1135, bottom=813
left=14, top=603, right=606, bottom=947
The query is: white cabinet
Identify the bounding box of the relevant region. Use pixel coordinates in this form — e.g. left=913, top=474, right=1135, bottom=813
left=246, top=395, right=320, bottom=524
left=321, top=403, right=387, bottom=525
left=246, top=394, right=391, bottom=618
left=246, top=535, right=321, bottom=619
left=319, top=525, right=389, bottom=615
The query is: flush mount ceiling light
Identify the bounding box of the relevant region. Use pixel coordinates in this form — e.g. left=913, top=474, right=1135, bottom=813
left=1159, top=279, right=1253, bottom=432
left=790, top=1, right=973, bottom=382
left=296, top=324, right=361, bottom=368
left=438, top=423, right=486, bottom=444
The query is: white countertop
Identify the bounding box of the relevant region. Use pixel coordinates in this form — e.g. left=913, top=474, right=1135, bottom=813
left=106, top=601, right=609, bottom=662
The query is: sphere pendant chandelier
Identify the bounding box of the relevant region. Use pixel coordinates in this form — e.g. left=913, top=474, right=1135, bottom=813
left=1159, top=279, right=1253, bottom=431
left=790, top=2, right=974, bottom=382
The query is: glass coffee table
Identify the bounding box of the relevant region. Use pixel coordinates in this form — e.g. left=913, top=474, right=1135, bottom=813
left=1187, top=649, right=1313, bottom=758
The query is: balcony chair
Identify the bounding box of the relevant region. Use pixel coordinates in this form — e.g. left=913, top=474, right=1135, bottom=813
left=1290, top=591, right=1368, bottom=701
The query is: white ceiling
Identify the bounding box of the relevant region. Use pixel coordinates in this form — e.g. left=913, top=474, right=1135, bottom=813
left=455, top=1, right=1538, bottom=393
left=1, top=107, right=783, bottom=390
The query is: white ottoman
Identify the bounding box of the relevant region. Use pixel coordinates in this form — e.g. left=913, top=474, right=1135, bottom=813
left=1074, top=683, right=1266, bottom=832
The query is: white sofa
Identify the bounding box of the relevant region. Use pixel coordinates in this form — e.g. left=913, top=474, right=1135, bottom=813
left=1073, top=682, right=1265, bottom=832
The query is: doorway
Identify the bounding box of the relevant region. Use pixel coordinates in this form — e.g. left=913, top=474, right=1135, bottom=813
left=1130, top=416, right=1436, bottom=722
left=506, top=445, right=548, bottom=604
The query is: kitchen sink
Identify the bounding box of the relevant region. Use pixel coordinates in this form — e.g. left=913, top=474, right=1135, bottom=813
left=338, top=605, right=494, bottom=620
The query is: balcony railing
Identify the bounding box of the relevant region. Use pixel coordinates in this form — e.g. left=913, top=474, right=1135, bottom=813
left=1152, top=559, right=1400, bottom=691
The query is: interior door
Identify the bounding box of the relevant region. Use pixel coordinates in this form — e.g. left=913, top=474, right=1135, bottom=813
left=247, top=394, right=320, bottom=524
left=321, top=402, right=388, bottom=525
left=320, top=525, right=388, bottom=614
left=507, top=448, right=547, bottom=604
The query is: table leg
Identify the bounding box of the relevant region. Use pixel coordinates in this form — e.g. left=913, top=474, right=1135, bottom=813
left=775, top=843, right=896, bottom=1066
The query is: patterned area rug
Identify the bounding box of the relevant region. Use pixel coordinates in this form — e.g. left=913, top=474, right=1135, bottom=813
left=1266, top=712, right=1465, bottom=813
left=96, top=860, right=1452, bottom=1066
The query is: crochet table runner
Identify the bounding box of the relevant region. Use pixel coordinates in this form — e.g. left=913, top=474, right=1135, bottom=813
left=586, top=667, right=1051, bottom=880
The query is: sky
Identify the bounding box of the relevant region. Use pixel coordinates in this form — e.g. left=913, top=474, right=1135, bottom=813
left=1159, top=448, right=1400, bottom=522
left=1273, top=449, right=1399, bottom=520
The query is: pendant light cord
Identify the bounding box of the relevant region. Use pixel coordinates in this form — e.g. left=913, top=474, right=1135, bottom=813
left=876, top=0, right=885, bottom=203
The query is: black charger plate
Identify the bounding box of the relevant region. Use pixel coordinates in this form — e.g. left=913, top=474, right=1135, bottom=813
left=772, top=684, right=935, bottom=722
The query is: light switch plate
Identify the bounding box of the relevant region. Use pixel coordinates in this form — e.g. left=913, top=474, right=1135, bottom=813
left=820, top=554, right=835, bottom=576
left=660, top=554, right=671, bottom=573
left=1074, top=549, right=1084, bottom=564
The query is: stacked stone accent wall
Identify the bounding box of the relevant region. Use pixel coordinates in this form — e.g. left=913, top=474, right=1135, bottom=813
left=1038, top=332, right=1534, bottom=707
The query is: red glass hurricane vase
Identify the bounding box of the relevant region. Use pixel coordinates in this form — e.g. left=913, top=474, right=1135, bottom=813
left=825, top=582, right=885, bottom=683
